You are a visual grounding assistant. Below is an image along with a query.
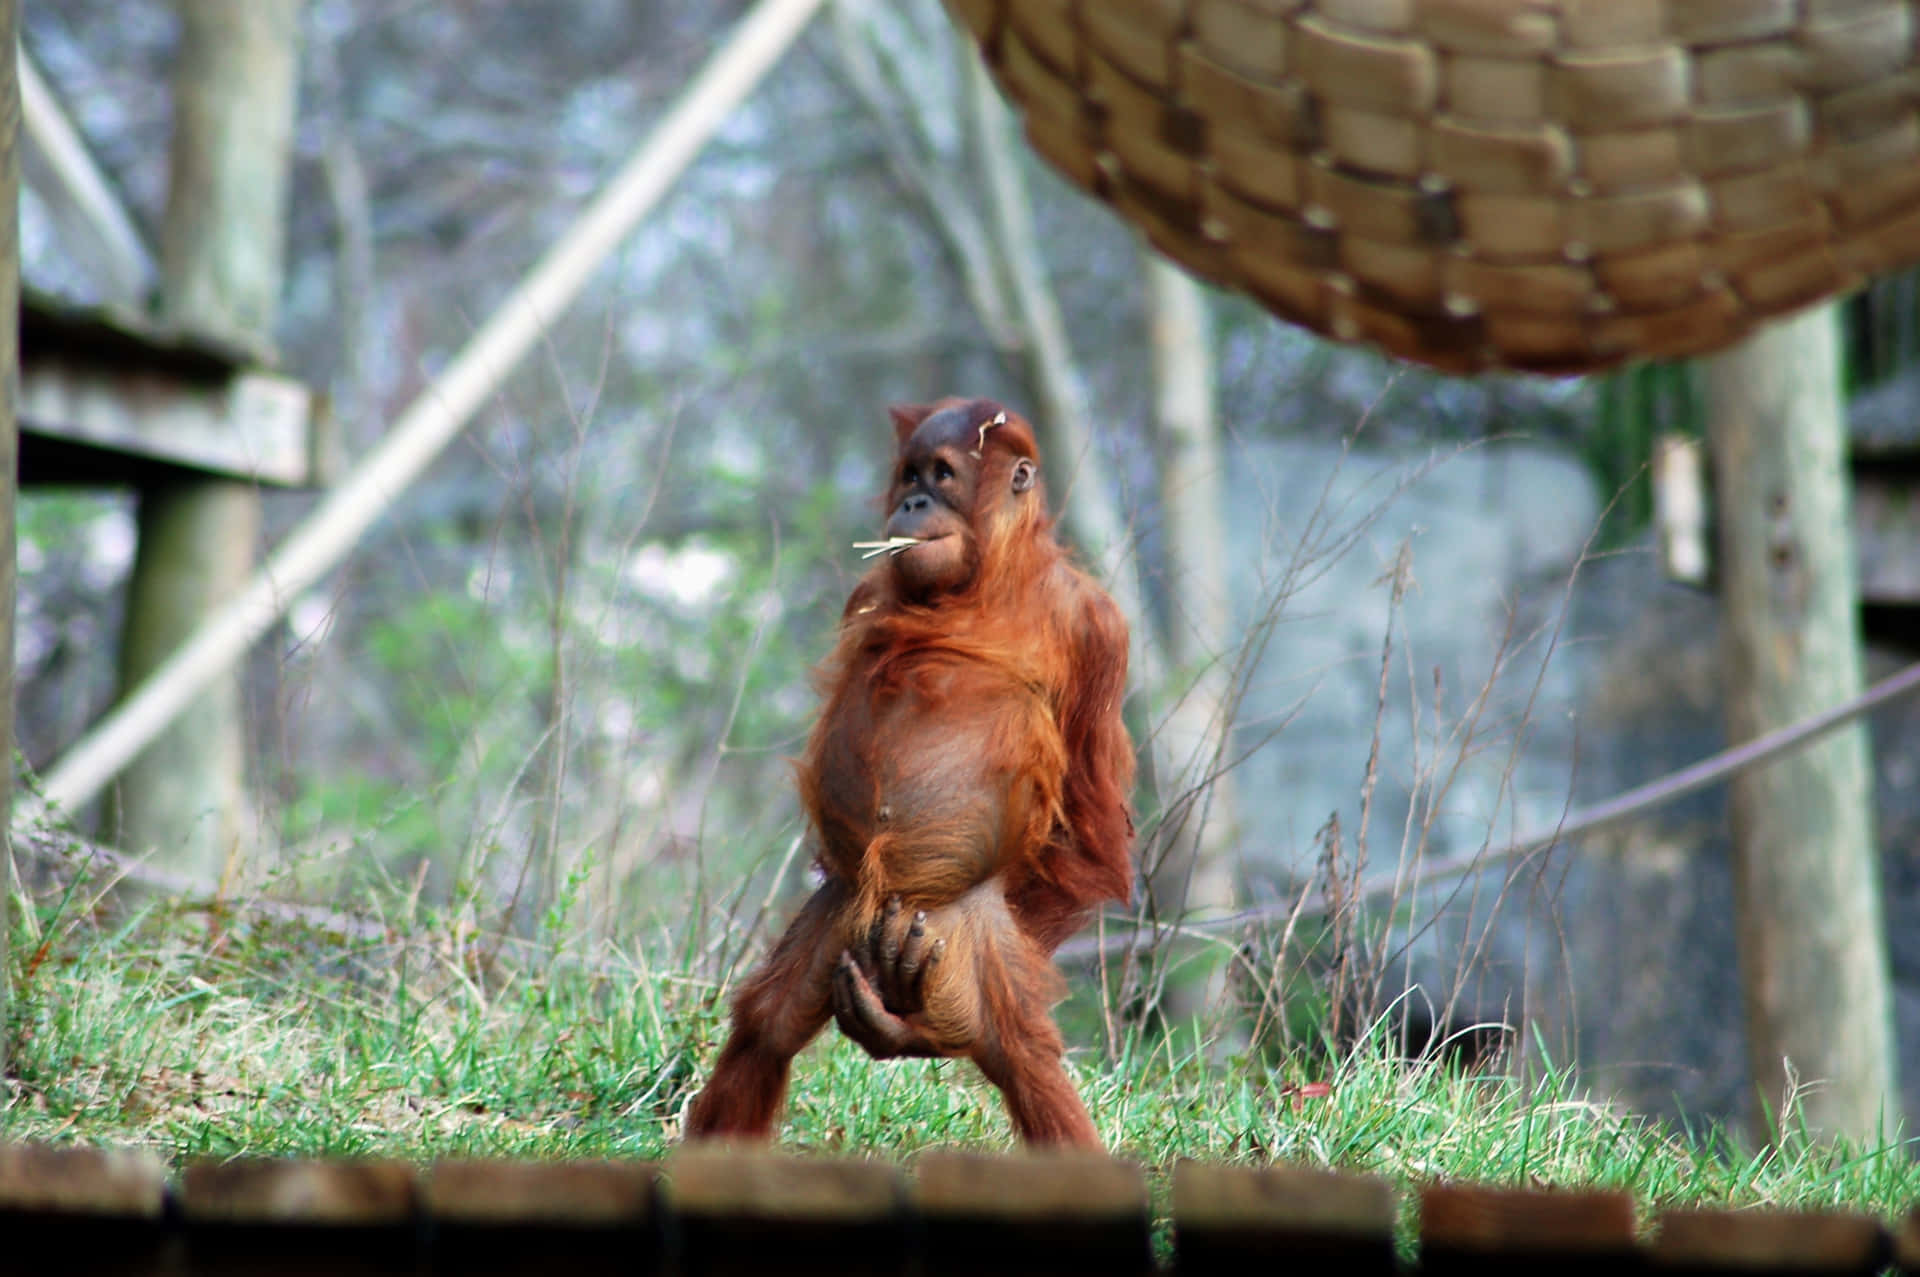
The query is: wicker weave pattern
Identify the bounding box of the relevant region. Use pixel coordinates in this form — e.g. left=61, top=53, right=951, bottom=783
left=942, top=0, right=1920, bottom=372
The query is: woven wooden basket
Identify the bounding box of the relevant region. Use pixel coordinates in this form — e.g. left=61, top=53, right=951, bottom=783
left=942, top=0, right=1920, bottom=373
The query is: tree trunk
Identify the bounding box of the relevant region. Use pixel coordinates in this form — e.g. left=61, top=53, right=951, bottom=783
left=109, top=0, right=299, bottom=875
left=1141, top=258, right=1237, bottom=913
left=966, top=52, right=1168, bottom=694
left=1141, top=254, right=1238, bottom=1024
left=1704, top=302, right=1898, bottom=1143
left=0, top=0, right=21, bottom=1074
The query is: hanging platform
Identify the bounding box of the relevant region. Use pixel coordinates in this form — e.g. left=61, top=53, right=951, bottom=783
left=942, top=0, right=1920, bottom=374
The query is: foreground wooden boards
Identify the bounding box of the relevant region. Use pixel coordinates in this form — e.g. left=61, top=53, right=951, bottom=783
left=0, top=1141, right=168, bottom=1277
left=1422, top=1182, right=1638, bottom=1276
left=1174, top=1160, right=1396, bottom=1274
left=0, top=1138, right=1915, bottom=1274
left=180, top=1158, right=417, bottom=1277
left=1652, top=1206, right=1889, bottom=1276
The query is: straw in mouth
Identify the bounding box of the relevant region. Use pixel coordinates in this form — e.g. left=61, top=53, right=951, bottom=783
left=852, top=536, right=923, bottom=560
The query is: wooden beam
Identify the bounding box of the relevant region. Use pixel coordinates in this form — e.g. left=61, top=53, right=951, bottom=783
left=20, top=355, right=321, bottom=486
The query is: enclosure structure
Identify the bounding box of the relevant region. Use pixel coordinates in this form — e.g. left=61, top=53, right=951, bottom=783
left=0, top=1140, right=1915, bottom=1275
left=944, top=0, right=1920, bottom=372
left=20, top=290, right=328, bottom=489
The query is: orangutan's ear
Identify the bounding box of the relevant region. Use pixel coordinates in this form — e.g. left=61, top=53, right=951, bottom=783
left=1010, top=457, right=1037, bottom=493
left=888, top=402, right=936, bottom=444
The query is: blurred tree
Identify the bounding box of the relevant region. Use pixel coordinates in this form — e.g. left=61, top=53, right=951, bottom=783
left=1704, top=302, right=1898, bottom=1143
left=1141, top=252, right=1239, bottom=1021
left=107, top=0, right=300, bottom=877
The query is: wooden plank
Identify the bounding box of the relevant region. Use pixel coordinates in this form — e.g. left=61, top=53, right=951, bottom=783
left=19, top=355, right=324, bottom=487
left=0, top=1141, right=170, bottom=1277
left=1590, top=284, right=1744, bottom=363
left=1087, top=50, right=1194, bottom=195
left=915, top=1150, right=1151, bottom=1276
left=664, top=1147, right=909, bottom=1277
left=1570, top=181, right=1710, bottom=255
left=1651, top=1207, right=1888, bottom=1275
left=1429, top=118, right=1572, bottom=194
left=1118, top=179, right=1236, bottom=286
left=1292, top=15, right=1439, bottom=114
left=1695, top=43, right=1799, bottom=107
left=1179, top=44, right=1317, bottom=148
left=1456, top=191, right=1568, bottom=260
left=1322, top=103, right=1422, bottom=179
left=1339, top=282, right=1490, bottom=373
left=1578, top=127, right=1684, bottom=194
left=1667, top=0, right=1795, bottom=43
left=1482, top=310, right=1597, bottom=371
left=1895, top=1204, right=1920, bottom=1275
left=1080, top=0, right=1181, bottom=88
left=1416, top=0, right=1556, bottom=54
left=1594, top=239, right=1707, bottom=310
left=1172, top=1160, right=1396, bottom=1275
left=1003, top=0, right=1076, bottom=79
left=425, top=1159, right=659, bottom=1276
left=1798, top=5, right=1913, bottom=94
left=1442, top=257, right=1595, bottom=314
left=1339, top=233, right=1445, bottom=306
left=1317, top=0, right=1415, bottom=33
left=1204, top=125, right=1307, bottom=211
left=1818, top=118, right=1920, bottom=226
left=1840, top=190, right=1920, bottom=278
left=1442, top=54, right=1547, bottom=125
left=181, top=1158, right=418, bottom=1277
left=1550, top=47, right=1692, bottom=130
left=1209, top=184, right=1341, bottom=267
left=1305, top=162, right=1459, bottom=244
left=1685, top=102, right=1812, bottom=178
left=1420, top=1182, right=1639, bottom=1277
left=1727, top=247, right=1853, bottom=312
left=1190, top=0, right=1293, bottom=83
left=0, top=1141, right=167, bottom=1216
left=1561, top=0, right=1664, bottom=49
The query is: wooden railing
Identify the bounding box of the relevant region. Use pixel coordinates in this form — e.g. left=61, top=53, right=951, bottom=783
left=3, top=1140, right=1916, bottom=1274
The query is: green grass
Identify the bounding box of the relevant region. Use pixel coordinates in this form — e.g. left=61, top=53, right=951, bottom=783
left=4, top=891, right=1916, bottom=1243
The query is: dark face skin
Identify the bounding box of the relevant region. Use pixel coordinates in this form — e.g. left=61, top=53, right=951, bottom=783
left=883, top=405, right=1034, bottom=597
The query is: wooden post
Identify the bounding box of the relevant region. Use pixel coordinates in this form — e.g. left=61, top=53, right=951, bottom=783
left=1141, top=252, right=1238, bottom=1022
left=108, top=0, right=299, bottom=875
left=1703, top=303, right=1898, bottom=1142
left=0, top=0, right=19, bottom=1074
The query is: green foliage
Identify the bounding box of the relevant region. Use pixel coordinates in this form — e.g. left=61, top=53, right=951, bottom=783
left=284, top=588, right=548, bottom=868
